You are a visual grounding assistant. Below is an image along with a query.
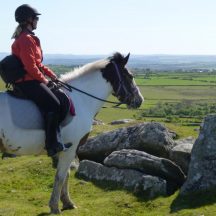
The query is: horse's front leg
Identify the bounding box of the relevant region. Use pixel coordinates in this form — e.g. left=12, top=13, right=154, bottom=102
left=49, top=150, right=75, bottom=214
left=61, top=170, right=77, bottom=210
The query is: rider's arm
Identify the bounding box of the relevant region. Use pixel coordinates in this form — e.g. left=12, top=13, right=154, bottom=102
left=18, top=34, right=48, bottom=84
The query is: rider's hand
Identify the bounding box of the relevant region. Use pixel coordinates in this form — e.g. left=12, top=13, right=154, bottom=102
left=44, top=79, right=49, bottom=85
left=51, top=74, right=58, bottom=81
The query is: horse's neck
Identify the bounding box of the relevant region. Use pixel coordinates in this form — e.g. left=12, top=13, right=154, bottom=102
left=68, top=70, right=112, bottom=118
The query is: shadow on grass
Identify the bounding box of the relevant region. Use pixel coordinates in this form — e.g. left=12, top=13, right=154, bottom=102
left=75, top=172, right=170, bottom=201
left=75, top=172, right=216, bottom=213
left=37, top=213, right=51, bottom=216
left=170, top=188, right=216, bottom=213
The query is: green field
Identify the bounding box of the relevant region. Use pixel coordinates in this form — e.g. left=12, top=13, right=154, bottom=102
left=96, top=71, right=216, bottom=138
left=136, top=72, right=216, bottom=86
left=0, top=71, right=216, bottom=215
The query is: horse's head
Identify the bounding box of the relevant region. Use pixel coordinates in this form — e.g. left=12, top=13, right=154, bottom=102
left=101, top=52, right=144, bottom=108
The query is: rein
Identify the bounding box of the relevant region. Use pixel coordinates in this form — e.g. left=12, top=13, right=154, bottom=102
left=55, top=61, right=136, bottom=106
left=55, top=79, right=123, bottom=106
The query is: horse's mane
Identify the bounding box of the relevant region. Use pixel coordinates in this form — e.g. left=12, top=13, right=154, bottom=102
left=60, top=52, right=124, bottom=82
left=60, top=59, right=109, bottom=82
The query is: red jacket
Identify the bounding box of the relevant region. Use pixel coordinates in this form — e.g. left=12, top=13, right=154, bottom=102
left=12, top=31, right=56, bottom=83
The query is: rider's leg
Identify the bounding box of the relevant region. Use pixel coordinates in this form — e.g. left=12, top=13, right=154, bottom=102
left=14, top=80, right=72, bottom=157
left=44, top=112, right=72, bottom=157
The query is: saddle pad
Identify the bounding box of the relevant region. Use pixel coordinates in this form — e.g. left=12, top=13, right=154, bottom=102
left=7, top=94, right=72, bottom=130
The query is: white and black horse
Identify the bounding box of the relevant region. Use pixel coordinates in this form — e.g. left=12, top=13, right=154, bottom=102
left=0, top=52, right=143, bottom=214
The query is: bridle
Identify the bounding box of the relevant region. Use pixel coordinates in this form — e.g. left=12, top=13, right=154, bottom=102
left=111, top=61, right=138, bottom=103
left=56, top=61, right=137, bottom=105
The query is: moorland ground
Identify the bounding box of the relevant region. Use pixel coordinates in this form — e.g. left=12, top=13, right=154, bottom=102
left=0, top=69, right=216, bottom=216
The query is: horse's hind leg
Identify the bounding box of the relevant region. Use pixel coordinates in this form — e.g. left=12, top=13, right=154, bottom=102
left=61, top=170, right=77, bottom=210
left=49, top=150, right=75, bottom=214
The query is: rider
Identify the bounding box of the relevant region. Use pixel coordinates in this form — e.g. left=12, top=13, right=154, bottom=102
left=11, top=4, right=72, bottom=157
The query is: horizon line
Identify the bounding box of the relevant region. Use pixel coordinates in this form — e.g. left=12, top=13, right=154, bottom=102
left=2, top=52, right=216, bottom=56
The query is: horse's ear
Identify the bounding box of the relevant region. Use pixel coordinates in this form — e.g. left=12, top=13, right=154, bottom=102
left=123, top=53, right=130, bottom=65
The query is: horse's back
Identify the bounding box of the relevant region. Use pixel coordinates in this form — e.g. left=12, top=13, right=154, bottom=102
left=0, top=91, right=9, bottom=108
left=0, top=91, right=44, bottom=129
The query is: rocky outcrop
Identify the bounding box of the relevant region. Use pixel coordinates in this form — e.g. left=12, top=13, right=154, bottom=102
left=181, top=115, right=216, bottom=194
left=77, top=122, right=176, bottom=162
left=169, top=138, right=194, bottom=174
left=104, top=149, right=186, bottom=187
left=77, top=115, right=216, bottom=197
left=77, top=160, right=167, bottom=198
left=110, top=119, right=135, bottom=125
left=76, top=122, right=195, bottom=198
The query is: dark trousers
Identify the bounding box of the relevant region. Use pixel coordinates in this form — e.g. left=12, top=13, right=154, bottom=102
left=15, top=80, right=71, bottom=156
left=15, top=80, right=61, bottom=115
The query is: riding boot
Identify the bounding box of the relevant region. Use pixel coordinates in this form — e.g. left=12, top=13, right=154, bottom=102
left=44, top=112, right=72, bottom=157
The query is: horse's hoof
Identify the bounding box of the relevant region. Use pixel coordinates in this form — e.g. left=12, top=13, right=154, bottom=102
left=50, top=208, right=61, bottom=214
left=62, top=203, right=77, bottom=211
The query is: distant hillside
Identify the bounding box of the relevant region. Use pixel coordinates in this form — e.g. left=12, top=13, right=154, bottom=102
left=1, top=52, right=216, bottom=71
left=43, top=54, right=105, bottom=67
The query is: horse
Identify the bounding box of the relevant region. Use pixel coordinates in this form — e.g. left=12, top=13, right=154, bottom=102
left=0, top=52, right=144, bottom=214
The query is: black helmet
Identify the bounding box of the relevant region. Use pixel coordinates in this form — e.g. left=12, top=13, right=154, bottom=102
left=15, top=4, right=41, bottom=23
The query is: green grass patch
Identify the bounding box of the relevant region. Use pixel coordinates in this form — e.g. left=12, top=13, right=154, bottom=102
left=137, top=101, right=216, bottom=119
left=135, top=71, right=216, bottom=86
left=0, top=155, right=216, bottom=215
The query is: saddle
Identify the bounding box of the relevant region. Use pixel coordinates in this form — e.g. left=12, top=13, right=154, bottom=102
left=7, top=88, right=75, bottom=130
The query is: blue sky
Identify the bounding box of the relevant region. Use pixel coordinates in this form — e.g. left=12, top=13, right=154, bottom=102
left=1, top=0, right=216, bottom=55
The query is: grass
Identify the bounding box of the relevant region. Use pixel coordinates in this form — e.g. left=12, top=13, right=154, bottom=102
left=139, top=85, right=216, bottom=102
left=136, top=77, right=214, bottom=86
left=136, top=72, right=216, bottom=86
left=1, top=155, right=216, bottom=215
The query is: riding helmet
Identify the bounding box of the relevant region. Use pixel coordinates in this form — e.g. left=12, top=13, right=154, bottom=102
left=15, top=4, right=41, bottom=23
